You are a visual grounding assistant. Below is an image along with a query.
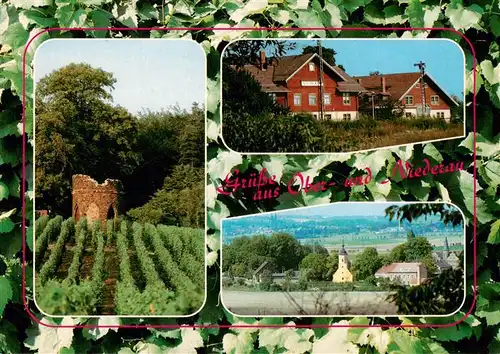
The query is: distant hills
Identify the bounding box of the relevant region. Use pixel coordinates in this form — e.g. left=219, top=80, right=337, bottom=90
left=222, top=213, right=463, bottom=245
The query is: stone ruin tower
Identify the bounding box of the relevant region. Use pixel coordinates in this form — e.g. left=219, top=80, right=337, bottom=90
left=72, top=174, right=121, bottom=229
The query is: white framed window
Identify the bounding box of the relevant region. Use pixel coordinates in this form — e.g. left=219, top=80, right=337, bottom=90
left=405, top=112, right=412, bottom=118
left=269, top=93, right=276, bottom=103
left=436, top=112, right=445, bottom=119
left=293, top=93, right=301, bottom=106
left=309, top=93, right=317, bottom=105
left=309, top=62, right=315, bottom=71
left=415, top=83, right=420, bottom=88
left=343, top=113, right=351, bottom=121
left=324, top=114, right=332, bottom=120
left=323, top=93, right=331, bottom=105
left=342, top=92, right=350, bottom=105
left=405, top=95, right=414, bottom=105
left=431, top=95, right=439, bottom=105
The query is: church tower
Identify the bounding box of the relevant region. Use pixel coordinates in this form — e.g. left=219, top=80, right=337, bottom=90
left=332, top=238, right=353, bottom=283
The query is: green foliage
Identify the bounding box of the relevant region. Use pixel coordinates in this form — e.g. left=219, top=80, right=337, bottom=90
left=127, top=164, right=204, bottom=228
left=35, top=63, right=141, bottom=215
left=0, top=0, right=498, bottom=352
left=300, top=253, right=330, bottom=280
left=352, top=247, right=383, bottom=281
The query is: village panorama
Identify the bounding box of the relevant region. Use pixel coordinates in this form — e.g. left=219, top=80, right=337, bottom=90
left=221, top=202, right=465, bottom=316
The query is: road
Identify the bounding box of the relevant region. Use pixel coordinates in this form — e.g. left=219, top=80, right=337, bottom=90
left=222, top=291, right=399, bottom=316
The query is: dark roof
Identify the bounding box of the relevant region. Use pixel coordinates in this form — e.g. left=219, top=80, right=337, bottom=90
left=354, top=72, right=422, bottom=102
left=339, top=245, right=347, bottom=256
left=354, top=72, right=459, bottom=106
left=242, top=53, right=366, bottom=93
left=271, top=53, right=315, bottom=81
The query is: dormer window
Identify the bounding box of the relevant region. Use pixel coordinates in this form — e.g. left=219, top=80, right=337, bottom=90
left=309, top=62, right=315, bottom=71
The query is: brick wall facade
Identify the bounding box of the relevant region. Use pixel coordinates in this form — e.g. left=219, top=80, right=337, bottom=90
left=72, top=174, right=121, bottom=229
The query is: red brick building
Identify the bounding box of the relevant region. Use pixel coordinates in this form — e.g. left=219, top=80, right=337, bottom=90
left=241, top=51, right=459, bottom=121
left=241, top=52, right=367, bottom=120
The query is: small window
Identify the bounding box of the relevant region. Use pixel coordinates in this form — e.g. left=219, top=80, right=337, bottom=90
left=309, top=62, right=315, bottom=71
left=323, top=93, right=331, bottom=105
left=342, top=92, right=350, bottom=105
left=293, top=93, right=301, bottom=106
left=405, top=112, right=412, bottom=118
left=431, top=95, right=439, bottom=105
left=415, top=83, right=420, bottom=88
left=437, top=112, right=445, bottom=119
left=324, top=114, right=332, bottom=120
left=269, top=93, right=276, bottom=103
left=309, top=93, right=317, bottom=105
left=343, top=113, right=351, bottom=121
left=405, top=95, right=414, bottom=105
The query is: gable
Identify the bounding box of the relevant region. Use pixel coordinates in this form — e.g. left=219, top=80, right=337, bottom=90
left=355, top=72, right=459, bottom=106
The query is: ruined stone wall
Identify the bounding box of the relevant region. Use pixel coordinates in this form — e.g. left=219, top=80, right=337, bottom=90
left=72, top=174, right=121, bottom=228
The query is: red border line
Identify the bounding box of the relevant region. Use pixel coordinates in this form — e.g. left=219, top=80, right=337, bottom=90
left=22, top=26, right=477, bottom=329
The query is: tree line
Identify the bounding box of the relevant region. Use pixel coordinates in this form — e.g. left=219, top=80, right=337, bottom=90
left=35, top=63, right=203, bottom=228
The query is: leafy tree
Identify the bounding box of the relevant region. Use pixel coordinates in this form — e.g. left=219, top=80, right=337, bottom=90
left=222, top=64, right=289, bottom=117
left=407, top=230, right=416, bottom=241
left=369, top=71, right=382, bottom=75
left=450, top=95, right=464, bottom=123
left=388, top=268, right=464, bottom=315
left=300, top=253, right=329, bottom=280
left=223, top=40, right=296, bottom=67
left=352, top=247, right=383, bottom=281
left=127, top=164, right=204, bottom=227
left=268, top=233, right=304, bottom=271
left=405, top=237, right=433, bottom=262
left=125, top=104, right=204, bottom=209
left=35, top=63, right=141, bottom=215
left=385, top=204, right=463, bottom=227
left=388, top=243, right=407, bottom=262
left=301, top=45, right=336, bottom=65
left=324, top=251, right=339, bottom=280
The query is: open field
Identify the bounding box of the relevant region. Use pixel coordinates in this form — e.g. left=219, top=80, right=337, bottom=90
left=34, top=216, right=205, bottom=316
left=222, top=290, right=398, bottom=316
left=321, top=119, right=463, bottom=152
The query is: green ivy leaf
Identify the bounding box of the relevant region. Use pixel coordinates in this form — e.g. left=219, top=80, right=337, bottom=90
left=55, top=6, right=87, bottom=28
left=445, top=1, right=484, bottom=31
left=0, top=209, right=16, bottom=233
left=0, top=276, right=13, bottom=317
left=480, top=60, right=500, bottom=85
left=3, top=22, right=29, bottom=49
left=487, top=219, right=500, bottom=244
left=407, top=0, right=425, bottom=27
left=88, top=9, right=112, bottom=38
left=0, top=182, right=9, bottom=201
left=22, top=9, right=57, bottom=27
left=387, top=329, right=423, bottom=353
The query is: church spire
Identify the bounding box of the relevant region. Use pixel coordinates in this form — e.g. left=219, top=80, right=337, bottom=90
left=339, top=237, right=347, bottom=256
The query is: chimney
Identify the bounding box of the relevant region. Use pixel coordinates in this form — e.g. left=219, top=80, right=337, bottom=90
left=260, top=50, right=266, bottom=71
left=357, top=78, right=362, bottom=84
left=381, top=76, right=386, bottom=93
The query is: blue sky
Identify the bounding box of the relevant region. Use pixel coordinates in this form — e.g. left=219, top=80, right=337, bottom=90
left=34, top=39, right=206, bottom=114
left=263, top=39, right=464, bottom=97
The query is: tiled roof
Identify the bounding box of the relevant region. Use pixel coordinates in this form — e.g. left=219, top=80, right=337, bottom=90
left=270, top=53, right=315, bottom=81
left=354, top=72, right=421, bottom=102
left=242, top=53, right=366, bottom=93
left=375, top=262, right=423, bottom=274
